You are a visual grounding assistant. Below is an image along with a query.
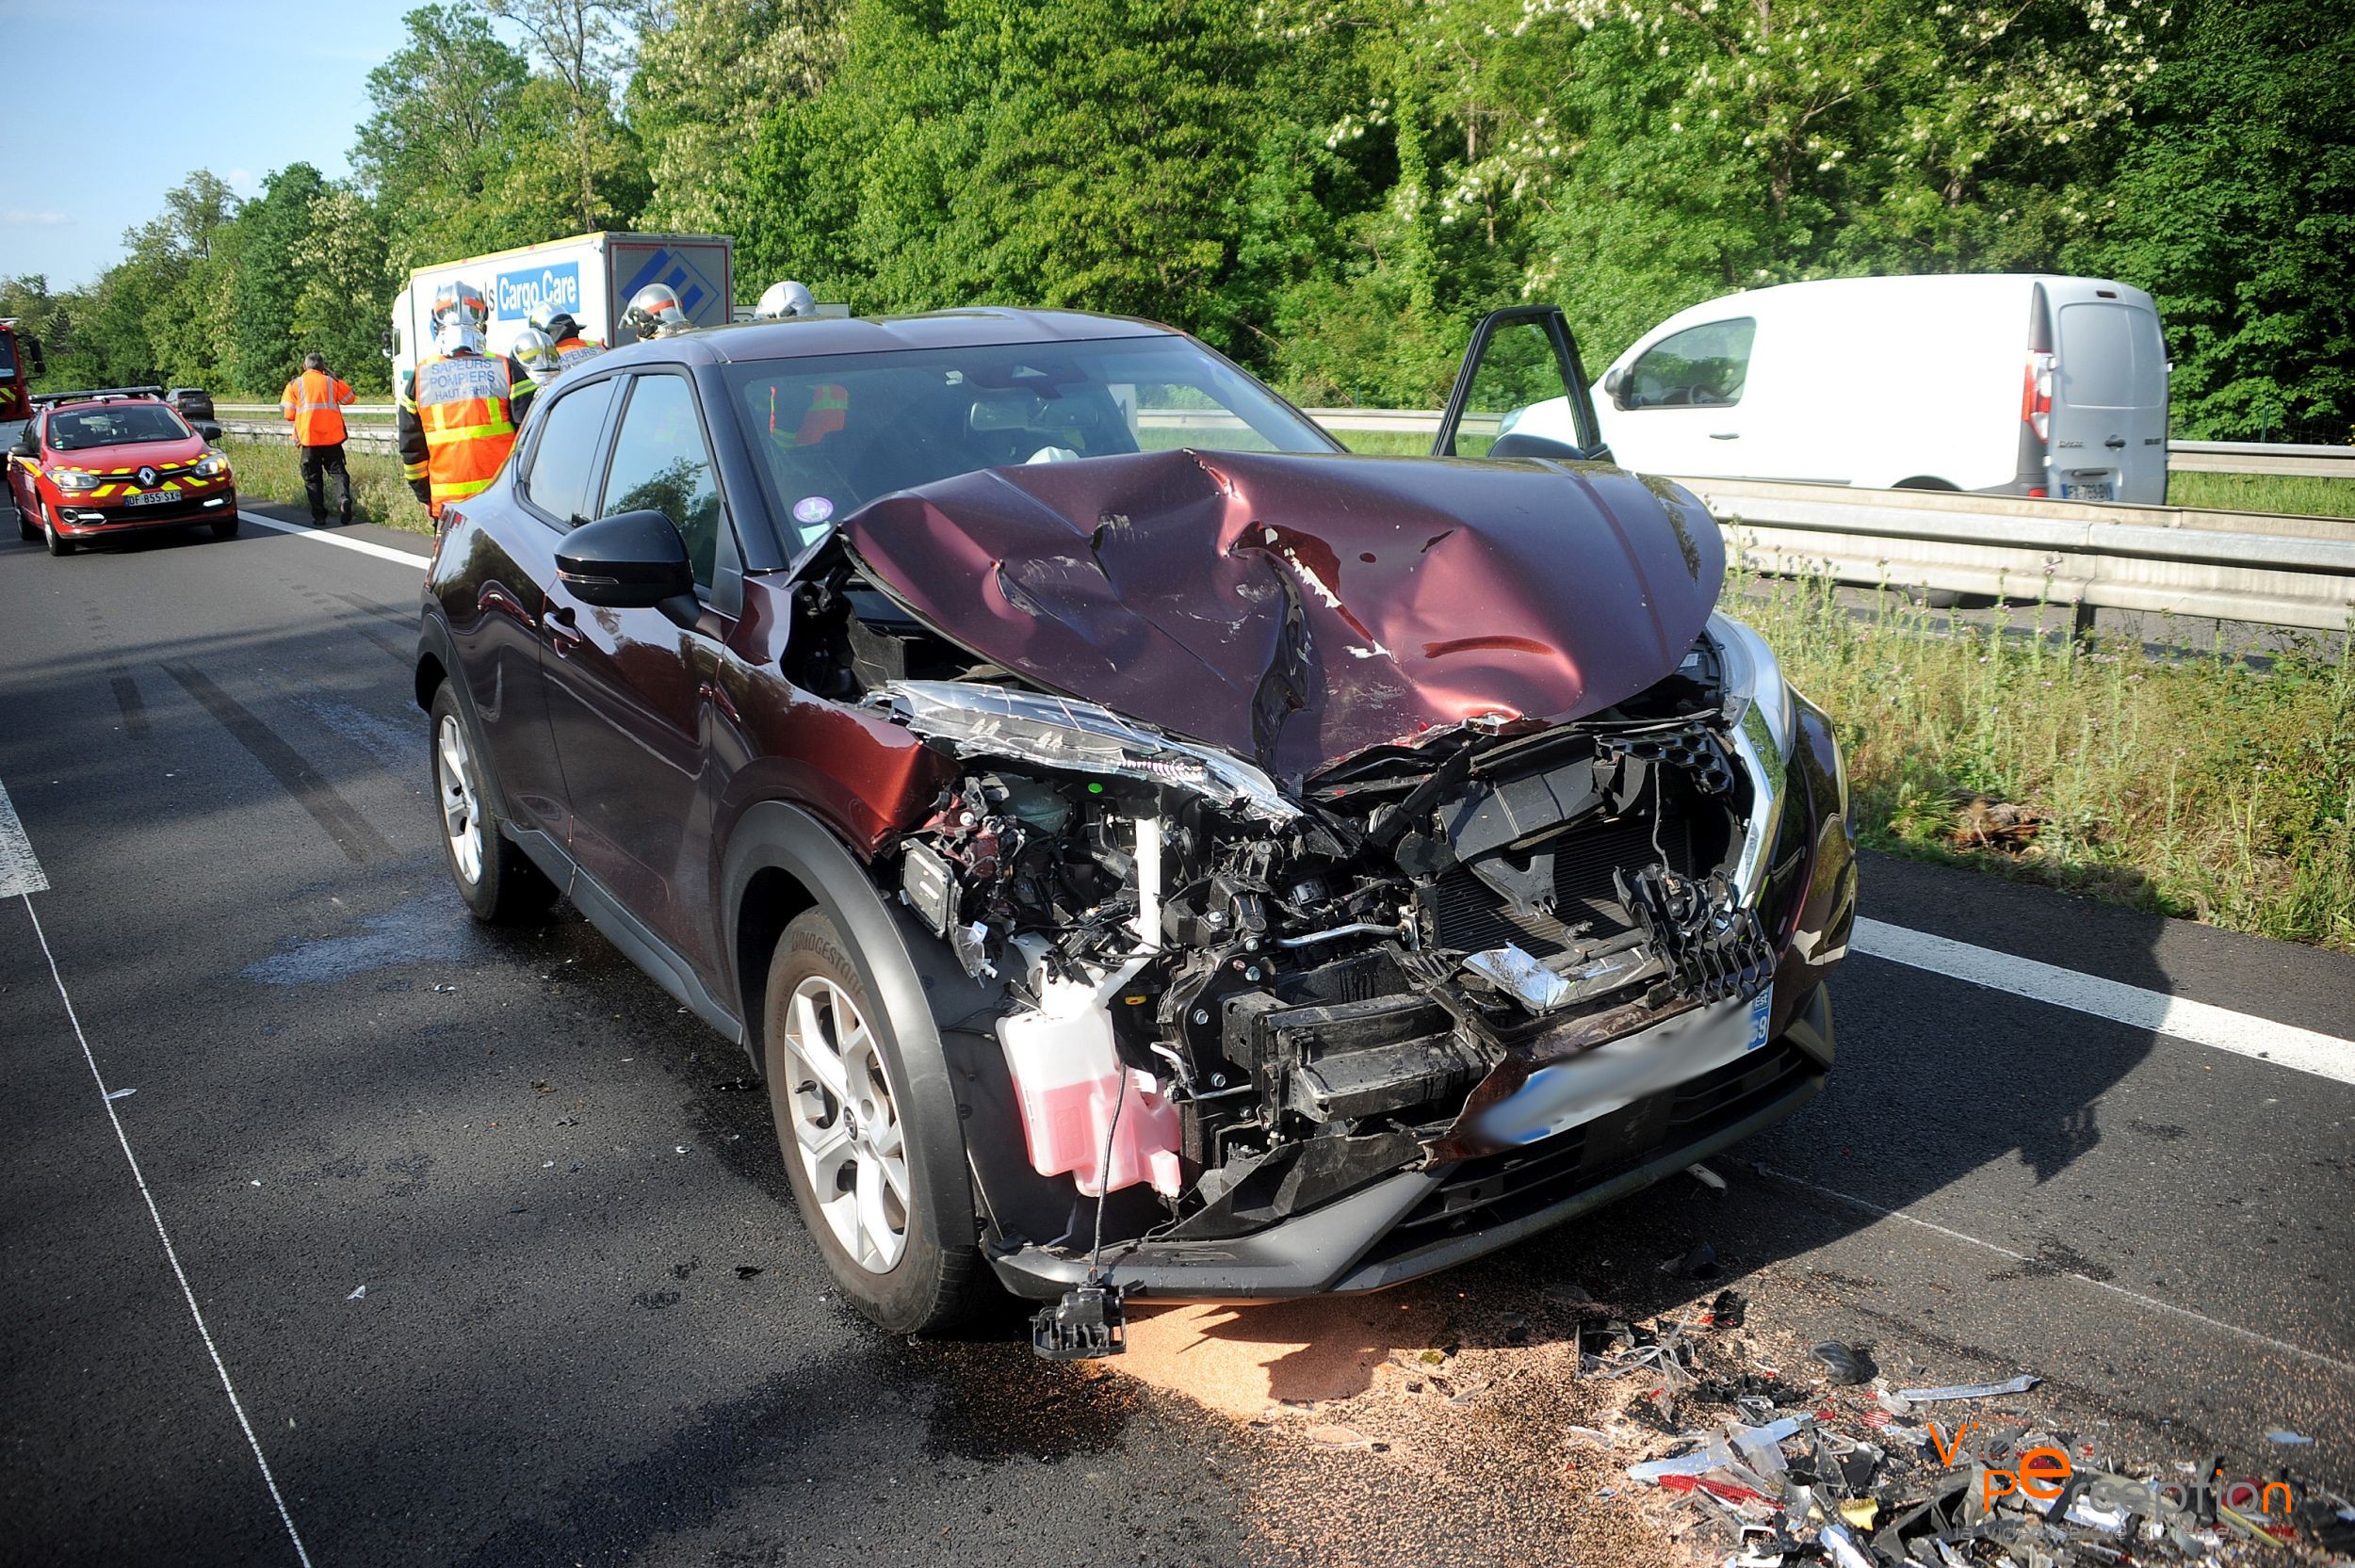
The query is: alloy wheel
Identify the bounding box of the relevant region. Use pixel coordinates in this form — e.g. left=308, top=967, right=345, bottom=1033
left=777, top=975, right=910, bottom=1272
left=435, top=713, right=484, bottom=885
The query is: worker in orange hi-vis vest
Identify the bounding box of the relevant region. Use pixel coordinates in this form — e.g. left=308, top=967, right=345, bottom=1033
left=396, top=281, right=535, bottom=522
left=281, top=351, right=357, bottom=525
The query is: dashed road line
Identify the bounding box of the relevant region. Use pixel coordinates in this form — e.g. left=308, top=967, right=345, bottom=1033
left=0, top=780, right=48, bottom=897
left=1854, top=916, right=2355, bottom=1087
left=1757, top=1162, right=2355, bottom=1381
left=14, top=891, right=316, bottom=1566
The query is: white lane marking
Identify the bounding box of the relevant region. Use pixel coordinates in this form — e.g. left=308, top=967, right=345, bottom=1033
left=15, top=894, right=316, bottom=1567
left=239, top=509, right=430, bottom=570
left=1854, top=915, right=2355, bottom=1088
left=0, top=781, right=47, bottom=897
left=1758, top=1163, right=2355, bottom=1382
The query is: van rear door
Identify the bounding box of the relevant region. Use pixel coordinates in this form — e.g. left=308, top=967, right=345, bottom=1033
left=2047, top=286, right=2168, bottom=504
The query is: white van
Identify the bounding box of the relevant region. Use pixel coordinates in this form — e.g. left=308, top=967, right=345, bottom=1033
left=1584, top=275, right=2170, bottom=503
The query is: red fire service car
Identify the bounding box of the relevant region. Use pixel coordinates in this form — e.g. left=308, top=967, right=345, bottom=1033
left=8, top=389, right=239, bottom=556
left=0, top=317, right=42, bottom=425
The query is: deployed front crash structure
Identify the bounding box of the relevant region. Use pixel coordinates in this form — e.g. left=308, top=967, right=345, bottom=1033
left=785, top=447, right=1854, bottom=1333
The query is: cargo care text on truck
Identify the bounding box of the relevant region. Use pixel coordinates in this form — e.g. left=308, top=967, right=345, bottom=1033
left=414, top=305, right=1853, bottom=1360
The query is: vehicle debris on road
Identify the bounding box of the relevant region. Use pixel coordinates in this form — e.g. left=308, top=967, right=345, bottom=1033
left=1582, top=1299, right=2350, bottom=1565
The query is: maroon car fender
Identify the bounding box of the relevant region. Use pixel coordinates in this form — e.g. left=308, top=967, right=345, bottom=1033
left=718, top=800, right=1064, bottom=1240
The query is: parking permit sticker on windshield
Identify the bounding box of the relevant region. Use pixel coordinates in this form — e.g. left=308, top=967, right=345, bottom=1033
left=792, top=495, right=834, bottom=525
left=1746, top=987, right=1773, bottom=1051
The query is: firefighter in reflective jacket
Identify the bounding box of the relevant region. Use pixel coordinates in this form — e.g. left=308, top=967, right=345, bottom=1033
left=528, top=303, right=605, bottom=372
left=281, top=351, right=357, bottom=525
left=397, top=281, right=535, bottom=519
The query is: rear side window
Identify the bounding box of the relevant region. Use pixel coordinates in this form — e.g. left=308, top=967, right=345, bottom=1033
left=2057, top=303, right=2142, bottom=410
left=1626, top=318, right=1756, bottom=409
left=600, top=375, right=724, bottom=590
left=521, top=378, right=618, bottom=527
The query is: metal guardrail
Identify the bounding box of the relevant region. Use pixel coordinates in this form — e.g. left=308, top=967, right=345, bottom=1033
left=2165, top=440, right=2355, bottom=479
left=1681, top=477, right=2355, bottom=634
left=219, top=417, right=401, bottom=456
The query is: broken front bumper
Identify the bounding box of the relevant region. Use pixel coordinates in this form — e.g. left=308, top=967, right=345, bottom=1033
left=985, top=980, right=1833, bottom=1301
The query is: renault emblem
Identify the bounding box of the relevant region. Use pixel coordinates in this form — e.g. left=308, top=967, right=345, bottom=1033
left=136, top=466, right=158, bottom=488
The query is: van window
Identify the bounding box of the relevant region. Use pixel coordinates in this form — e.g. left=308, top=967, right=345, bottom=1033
left=2057, top=303, right=2139, bottom=410
left=1625, top=318, right=1755, bottom=409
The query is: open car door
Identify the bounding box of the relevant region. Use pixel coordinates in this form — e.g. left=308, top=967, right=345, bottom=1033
left=1432, top=305, right=1609, bottom=463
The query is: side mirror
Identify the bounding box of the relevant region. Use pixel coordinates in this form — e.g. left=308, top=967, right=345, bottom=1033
left=381, top=329, right=397, bottom=361
left=195, top=420, right=223, bottom=443
left=1601, top=365, right=1627, bottom=409
left=556, top=509, right=695, bottom=609
left=11, top=429, right=36, bottom=459
left=24, top=338, right=45, bottom=377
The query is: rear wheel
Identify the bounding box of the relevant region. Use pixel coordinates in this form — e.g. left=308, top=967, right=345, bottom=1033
left=428, top=681, right=557, bottom=924
left=15, top=507, right=34, bottom=542
left=764, top=909, right=984, bottom=1334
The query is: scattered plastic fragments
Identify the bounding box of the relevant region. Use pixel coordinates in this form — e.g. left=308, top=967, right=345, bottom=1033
left=1587, top=1295, right=2347, bottom=1566
left=346, top=1285, right=366, bottom=1301
left=1809, top=1341, right=1875, bottom=1385
left=734, top=1265, right=764, bottom=1280
left=1687, top=1161, right=1728, bottom=1191
left=2266, top=1430, right=2314, bottom=1445
left=1892, top=1373, right=2038, bottom=1401
left=1707, top=1288, right=1747, bottom=1328
left=105, top=1087, right=136, bottom=1101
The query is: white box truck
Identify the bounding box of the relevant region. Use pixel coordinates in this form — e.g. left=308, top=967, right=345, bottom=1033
left=387, top=232, right=735, bottom=387
left=1575, top=274, right=2170, bottom=504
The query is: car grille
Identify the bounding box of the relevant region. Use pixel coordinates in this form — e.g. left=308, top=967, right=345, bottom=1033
left=1428, top=813, right=1694, bottom=957
left=1362, top=1035, right=1814, bottom=1262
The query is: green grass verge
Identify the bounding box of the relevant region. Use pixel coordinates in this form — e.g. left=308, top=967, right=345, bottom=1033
left=1737, top=566, right=2355, bottom=951
left=1331, top=428, right=1434, bottom=457
left=221, top=438, right=433, bottom=535
left=2167, top=470, right=2355, bottom=520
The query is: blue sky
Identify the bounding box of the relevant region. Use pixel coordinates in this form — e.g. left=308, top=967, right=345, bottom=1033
left=0, top=0, right=421, bottom=286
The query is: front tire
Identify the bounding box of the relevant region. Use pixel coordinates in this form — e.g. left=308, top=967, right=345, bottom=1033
left=43, top=510, right=73, bottom=557
left=211, top=515, right=239, bottom=540
left=428, top=681, right=557, bottom=924
left=764, top=909, right=984, bottom=1334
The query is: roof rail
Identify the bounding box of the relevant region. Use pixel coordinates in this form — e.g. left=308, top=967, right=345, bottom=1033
left=29, top=385, right=166, bottom=407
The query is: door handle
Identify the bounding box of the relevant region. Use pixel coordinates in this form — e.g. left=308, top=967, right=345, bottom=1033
left=1709, top=431, right=1740, bottom=440
left=543, top=602, right=585, bottom=655
left=2103, top=436, right=2126, bottom=450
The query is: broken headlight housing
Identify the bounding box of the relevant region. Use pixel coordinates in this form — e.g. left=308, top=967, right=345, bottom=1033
left=1706, top=613, right=1796, bottom=907
left=879, top=680, right=1299, bottom=823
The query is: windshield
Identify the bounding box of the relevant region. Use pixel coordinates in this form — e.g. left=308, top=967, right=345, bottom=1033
left=722, top=334, right=1337, bottom=545
left=48, top=403, right=191, bottom=450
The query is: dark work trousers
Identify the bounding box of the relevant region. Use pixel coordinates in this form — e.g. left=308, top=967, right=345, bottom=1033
left=300, top=442, right=353, bottom=524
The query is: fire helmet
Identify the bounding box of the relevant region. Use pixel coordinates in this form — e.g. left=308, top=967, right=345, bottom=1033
left=624, top=283, right=689, bottom=340
left=430, top=280, right=489, bottom=356
left=754, top=280, right=819, bottom=320
left=512, top=327, right=562, bottom=386
left=528, top=303, right=582, bottom=344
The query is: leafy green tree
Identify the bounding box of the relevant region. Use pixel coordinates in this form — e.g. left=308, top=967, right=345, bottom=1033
left=354, top=6, right=534, bottom=267
left=229, top=164, right=331, bottom=393
left=479, top=0, right=649, bottom=234
left=630, top=0, right=844, bottom=247
left=2071, top=0, right=2355, bottom=441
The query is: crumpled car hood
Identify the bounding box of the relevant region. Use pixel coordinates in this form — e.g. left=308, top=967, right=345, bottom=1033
left=839, top=447, right=1724, bottom=781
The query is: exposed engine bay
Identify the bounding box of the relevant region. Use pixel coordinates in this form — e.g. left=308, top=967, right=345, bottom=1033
left=779, top=447, right=1849, bottom=1350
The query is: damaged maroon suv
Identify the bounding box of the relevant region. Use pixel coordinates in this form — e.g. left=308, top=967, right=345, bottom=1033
left=415, top=305, right=1854, bottom=1353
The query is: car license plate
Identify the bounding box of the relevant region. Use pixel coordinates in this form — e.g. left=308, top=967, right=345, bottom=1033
left=1746, top=985, right=1773, bottom=1051
left=2060, top=480, right=2114, bottom=502
left=124, top=488, right=175, bottom=507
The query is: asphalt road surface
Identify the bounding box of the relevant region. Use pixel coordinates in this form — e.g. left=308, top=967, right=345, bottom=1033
left=2, top=504, right=2349, bottom=1566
